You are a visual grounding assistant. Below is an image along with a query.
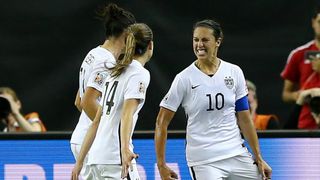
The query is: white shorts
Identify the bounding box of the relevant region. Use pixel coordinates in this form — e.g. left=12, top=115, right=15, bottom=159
left=70, top=143, right=94, bottom=180
left=189, top=152, right=261, bottom=180
left=90, top=164, right=140, bottom=180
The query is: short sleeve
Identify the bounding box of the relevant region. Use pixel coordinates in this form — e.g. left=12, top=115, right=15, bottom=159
left=124, top=71, right=150, bottom=101
left=25, top=112, right=41, bottom=123
left=87, top=53, right=115, bottom=93
left=87, top=70, right=109, bottom=93
left=281, top=50, right=301, bottom=82
left=160, top=74, right=186, bottom=112
left=235, top=66, right=248, bottom=101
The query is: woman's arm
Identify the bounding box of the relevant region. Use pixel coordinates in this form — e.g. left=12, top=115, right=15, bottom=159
left=237, top=110, right=272, bottom=179
left=71, top=106, right=102, bottom=180
left=81, top=87, right=101, bottom=121
left=282, top=80, right=300, bottom=103
left=1, top=94, right=41, bottom=132
left=120, top=99, right=140, bottom=179
left=74, top=90, right=82, bottom=112
left=155, top=107, right=178, bottom=180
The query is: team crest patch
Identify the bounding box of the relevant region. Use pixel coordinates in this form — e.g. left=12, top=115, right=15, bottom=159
left=139, top=82, right=146, bottom=93
left=94, top=73, right=105, bottom=86
left=84, top=54, right=95, bottom=64
left=224, top=76, right=234, bottom=89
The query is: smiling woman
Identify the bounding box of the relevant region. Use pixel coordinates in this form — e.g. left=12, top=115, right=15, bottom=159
left=155, top=19, right=272, bottom=180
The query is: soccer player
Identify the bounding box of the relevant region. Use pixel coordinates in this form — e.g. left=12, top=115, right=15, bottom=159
left=155, top=19, right=272, bottom=180
left=70, top=3, right=135, bottom=179
left=71, top=23, right=154, bottom=180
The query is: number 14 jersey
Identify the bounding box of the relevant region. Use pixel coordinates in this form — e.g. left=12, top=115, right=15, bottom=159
left=88, top=60, right=150, bottom=165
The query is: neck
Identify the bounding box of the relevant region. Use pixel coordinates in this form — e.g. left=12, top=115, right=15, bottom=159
left=134, top=54, right=149, bottom=66
left=195, top=57, right=220, bottom=75
left=101, top=39, right=122, bottom=59
left=315, top=36, right=320, bottom=49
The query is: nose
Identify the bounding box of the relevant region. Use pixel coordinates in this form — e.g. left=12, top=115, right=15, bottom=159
left=197, top=40, right=204, bottom=47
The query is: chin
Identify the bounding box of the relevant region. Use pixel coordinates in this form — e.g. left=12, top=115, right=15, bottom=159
left=197, top=56, right=208, bottom=60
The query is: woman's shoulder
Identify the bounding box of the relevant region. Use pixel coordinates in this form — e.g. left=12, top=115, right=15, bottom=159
left=128, top=61, right=150, bottom=76
left=219, top=59, right=242, bottom=72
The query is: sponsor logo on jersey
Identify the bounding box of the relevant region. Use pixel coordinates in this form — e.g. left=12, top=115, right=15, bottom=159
left=191, top=85, right=200, bottom=89
left=139, top=82, right=146, bottom=93
left=163, top=93, right=169, bottom=101
left=94, top=72, right=105, bottom=86
left=224, top=76, right=234, bottom=89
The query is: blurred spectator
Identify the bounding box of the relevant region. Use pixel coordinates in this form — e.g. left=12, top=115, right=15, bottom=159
left=281, top=7, right=320, bottom=129
left=246, top=80, right=280, bottom=130
left=284, top=87, right=320, bottom=129
left=281, top=7, right=320, bottom=103
left=0, top=87, right=46, bottom=132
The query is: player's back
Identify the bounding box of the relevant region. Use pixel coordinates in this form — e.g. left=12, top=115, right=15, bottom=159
left=71, top=46, right=116, bottom=145
left=78, top=46, right=115, bottom=98
left=88, top=60, right=150, bottom=165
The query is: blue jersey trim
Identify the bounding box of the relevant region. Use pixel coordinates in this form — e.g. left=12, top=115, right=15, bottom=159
left=235, top=95, right=249, bottom=112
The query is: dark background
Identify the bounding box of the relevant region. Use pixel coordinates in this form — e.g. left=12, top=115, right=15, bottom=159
left=1, top=0, right=319, bottom=131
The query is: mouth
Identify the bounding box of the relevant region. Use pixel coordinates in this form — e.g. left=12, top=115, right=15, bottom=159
left=196, top=49, right=207, bottom=56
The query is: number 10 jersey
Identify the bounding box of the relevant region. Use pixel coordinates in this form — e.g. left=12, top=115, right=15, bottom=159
left=160, top=60, right=248, bottom=167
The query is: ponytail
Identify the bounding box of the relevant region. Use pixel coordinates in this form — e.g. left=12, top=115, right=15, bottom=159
left=110, top=31, right=136, bottom=77
left=109, top=23, right=153, bottom=77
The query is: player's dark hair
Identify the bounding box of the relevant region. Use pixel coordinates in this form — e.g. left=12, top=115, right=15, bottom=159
left=109, top=23, right=153, bottom=77
left=312, top=6, right=320, bottom=19
left=193, top=19, right=224, bottom=41
left=97, top=3, right=136, bottom=38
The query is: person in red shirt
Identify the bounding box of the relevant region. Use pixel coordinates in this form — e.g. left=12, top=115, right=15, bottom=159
left=0, top=87, right=46, bottom=132
left=281, top=7, right=320, bottom=129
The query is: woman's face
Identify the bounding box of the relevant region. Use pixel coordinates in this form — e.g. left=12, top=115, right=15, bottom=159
left=311, top=58, right=320, bottom=73
left=312, top=14, right=320, bottom=40
left=193, top=27, right=220, bottom=61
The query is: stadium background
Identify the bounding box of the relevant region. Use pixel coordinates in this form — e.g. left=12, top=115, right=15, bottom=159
left=1, top=0, right=320, bottom=131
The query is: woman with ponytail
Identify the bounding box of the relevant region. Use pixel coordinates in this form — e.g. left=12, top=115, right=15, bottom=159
left=72, top=23, right=153, bottom=180
left=70, top=3, right=135, bottom=179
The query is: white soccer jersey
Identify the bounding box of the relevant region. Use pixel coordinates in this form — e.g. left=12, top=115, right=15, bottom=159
left=70, top=46, right=116, bottom=145
left=160, top=60, right=248, bottom=167
left=88, top=60, right=150, bottom=165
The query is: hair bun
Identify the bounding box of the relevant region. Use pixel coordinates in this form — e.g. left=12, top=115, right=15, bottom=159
left=106, top=3, right=122, bottom=19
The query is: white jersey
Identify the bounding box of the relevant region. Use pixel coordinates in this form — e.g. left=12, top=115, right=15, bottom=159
left=88, top=60, right=150, bottom=165
left=160, top=60, right=248, bottom=166
left=70, top=46, right=116, bottom=145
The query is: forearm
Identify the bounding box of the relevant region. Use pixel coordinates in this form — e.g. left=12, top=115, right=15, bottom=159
left=121, top=114, right=133, bottom=150
left=238, top=112, right=262, bottom=160
left=77, top=109, right=101, bottom=163
left=282, top=90, right=299, bottom=103
left=155, top=108, right=175, bottom=167
left=13, top=113, right=41, bottom=132
left=155, top=122, right=168, bottom=166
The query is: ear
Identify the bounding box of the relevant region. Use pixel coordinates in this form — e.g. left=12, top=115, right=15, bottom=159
left=148, top=41, right=153, bottom=50
left=216, top=38, right=222, bottom=47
